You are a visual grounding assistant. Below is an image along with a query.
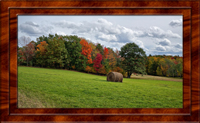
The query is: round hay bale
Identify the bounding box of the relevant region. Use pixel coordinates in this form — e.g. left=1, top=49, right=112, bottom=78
left=107, top=72, right=123, bottom=82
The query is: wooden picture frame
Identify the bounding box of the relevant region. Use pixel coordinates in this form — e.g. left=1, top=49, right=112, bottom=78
left=1, top=0, right=199, bottom=122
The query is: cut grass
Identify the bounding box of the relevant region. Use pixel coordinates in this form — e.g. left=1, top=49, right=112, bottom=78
left=18, top=90, right=50, bottom=108
left=18, top=66, right=183, bottom=108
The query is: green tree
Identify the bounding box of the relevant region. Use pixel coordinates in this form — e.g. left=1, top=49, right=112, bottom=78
left=156, top=66, right=162, bottom=76
left=120, top=43, right=147, bottom=78
left=36, top=35, right=49, bottom=45
left=46, top=36, right=69, bottom=68
left=148, top=57, right=159, bottom=75
left=176, top=58, right=183, bottom=77
left=18, top=47, right=25, bottom=65
left=63, top=35, right=86, bottom=71
left=96, top=43, right=104, bottom=55
left=102, top=59, right=110, bottom=74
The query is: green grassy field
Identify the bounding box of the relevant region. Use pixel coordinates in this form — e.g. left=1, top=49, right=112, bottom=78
left=18, top=66, right=183, bottom=108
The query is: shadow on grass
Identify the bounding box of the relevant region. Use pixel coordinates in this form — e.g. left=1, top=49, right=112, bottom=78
left=92, top=78, right=123, bottom=83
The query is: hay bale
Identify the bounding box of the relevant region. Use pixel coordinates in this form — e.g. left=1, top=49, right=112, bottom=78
left=107, top=72, right=123, bottom=82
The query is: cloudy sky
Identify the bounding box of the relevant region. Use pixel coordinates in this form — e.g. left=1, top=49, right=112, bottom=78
left=18, top=15, right=183, bottom=56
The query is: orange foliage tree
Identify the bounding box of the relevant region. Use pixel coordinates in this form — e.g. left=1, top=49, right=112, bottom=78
left=85, top=66, right=92, bottom=73
left=36, top=41, right=48, bottom=53
left=80, top=39, right=93, bottom=64
left=98, top=66, right=106, bottom=75
left=107, top=48, right=116, bottom=70
left=36, top=41, right=48, bottom=67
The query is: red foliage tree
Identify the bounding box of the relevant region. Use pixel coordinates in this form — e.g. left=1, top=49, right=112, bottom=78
left=103, top=47, right=109, bottom=59
left=21, top=42, right=36, bottom=66
left=80, top=39, right=93, bottom=64
left=93, top=53, right=102, bottom=73
left=174, top=60, right=178, bottom=65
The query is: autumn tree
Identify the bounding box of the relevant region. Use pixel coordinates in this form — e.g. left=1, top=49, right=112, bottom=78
left=120, top=43, right=147, bottom=78
left=36, top=41, right=48, bottom=53
left=89, top=42, right=100, bottom=61
left=36, top=41, right=48, bottom=67
left=18, top=36, right=36, bottom=66
left=103, top=47, right=109, bottom=59
left=93, top=53, right=102, bottom=73
left=176, top=58, right=183, bottom=77
left=107, top=48, right=117, bottom=70
left=85, top=66, right=92, bottom=73
left=149, top=56, right=183, bottom=77
left=156, top=66, right=163, bottom=76
left=80, top=39, right=93, bottom=64
left=158, top=58, right=168, bottom=76
left=167, top=59, right=179, bottom=77
left=20, top=42, right=36, bottom=66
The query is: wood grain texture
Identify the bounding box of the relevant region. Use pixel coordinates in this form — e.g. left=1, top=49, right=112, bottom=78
left=1, top=0, right=199, bottom=122
left=9, top=7, right=191, bottom=115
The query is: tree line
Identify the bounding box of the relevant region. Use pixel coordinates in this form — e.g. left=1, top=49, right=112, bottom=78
left=18, top=34, right=182, bottom=78
left=146, top=55, right=183, bottom=77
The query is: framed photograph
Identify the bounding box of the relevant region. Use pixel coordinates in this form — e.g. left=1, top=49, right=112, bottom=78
left=1, top=0, right=199, bottom=122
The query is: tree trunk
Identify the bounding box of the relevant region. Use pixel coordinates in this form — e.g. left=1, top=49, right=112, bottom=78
left=26, top=57, right=28, bottom=66
left=127, top=72, right=131, bottom=78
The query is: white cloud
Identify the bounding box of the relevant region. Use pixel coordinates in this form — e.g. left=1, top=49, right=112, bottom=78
left=144, top=26, right=181, bottom=39
left=175, top=43, right=182, bottom=49
left=52, top=19, right=181, bottom=47
left=19, top=21, right=53, bottom=36
left=133, top=40, right=149, bottom=52
left=169, top=18, right=182, bottom=27
left=52, top=20, right=80, bottom=29
left=18, top=16, right=182, bottom=56
left=25, top=21, right=39, bottom=27
left=52, top=19, right=137, bottom=43
left=51, top=18, right=183, bottom=55
left=153, top=43, right=182, bottom=55
left=157, top=38, right=171, bottom=46
left=97, top=33, right=117, bottom=41
left=96, top=18, right=113, bottom=26
left=165, top=30, right=181, bottom=38
left=155, top=45, right=166, bottom=51
left=20, top=22, right=43, bottom=35
left=56, top=31, right=67, bottom=36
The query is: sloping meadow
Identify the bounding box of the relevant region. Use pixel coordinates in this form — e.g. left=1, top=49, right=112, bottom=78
left=18, top=66, right=183, bottom=108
